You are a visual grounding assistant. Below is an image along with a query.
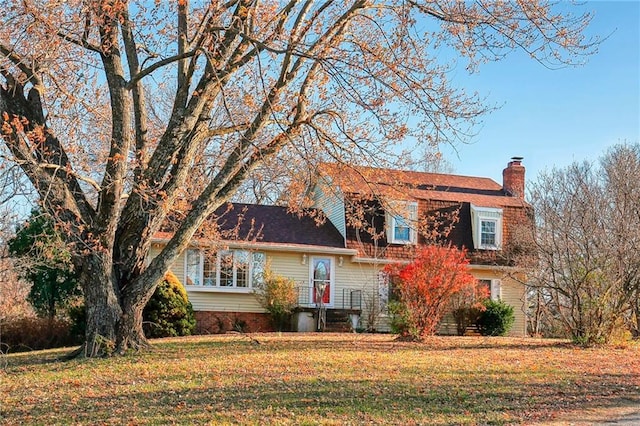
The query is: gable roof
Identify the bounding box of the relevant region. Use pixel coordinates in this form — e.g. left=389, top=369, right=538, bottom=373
left=317, top=163, right=528, bottom=208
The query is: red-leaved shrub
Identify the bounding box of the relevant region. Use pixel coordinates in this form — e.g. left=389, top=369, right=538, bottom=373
left=385, top=246, right=477, bottom=340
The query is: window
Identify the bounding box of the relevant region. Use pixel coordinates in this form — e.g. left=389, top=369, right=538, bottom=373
left=185, top=249, right=265, bottom=290
left=203, top=250, right=217, bottom=286
left=185, top=249, right=202, bottom=286
left=311, top=257, right=332, bottom=305
left=386, top=201, right=418, bottom=244
left=481, top=220, right=497, bottom=246
left=478, top=279, right=501, bottom=301
left=470, top=204, right=503, bottom=250
left=394, top=216, right=411, bottom=241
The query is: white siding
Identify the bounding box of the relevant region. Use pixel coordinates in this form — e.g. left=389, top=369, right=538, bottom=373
left=152, top=242, right=527, bottom=336
left=497, top=275, right=527, bottom=337
left=188, top=291, right=264, bottom=313
left=312, top=177, right=346, bottom=240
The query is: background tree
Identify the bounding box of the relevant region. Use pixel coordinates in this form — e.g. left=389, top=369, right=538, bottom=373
left=528, top=143, right=640, bottom=344
left=8, top=210, right=80, bottom=319
left=0, top=1, right=596, bottom=356
left=385, top=245, right=477, bottom=340
left=0, top=160, right=34, bottom=320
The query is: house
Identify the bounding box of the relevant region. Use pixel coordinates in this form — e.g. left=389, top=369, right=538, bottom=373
left=151, top=203, right=367, bottom=333
left=311, top=159, right=532, bottom=335
left=154, top=158, right=532, bottom=336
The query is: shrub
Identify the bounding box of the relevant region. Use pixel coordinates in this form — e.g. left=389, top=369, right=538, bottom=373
left=254, top=269, right=297, bottom=331
left=477, top=299, right=515, bottom=336
left=452, top=306, right=484, bottom=336
left=387, top=300, right=414, bottom=337
left=0, top=316, right=78, bottom=352
left=384, top=246, right=477, bottom=340
left=143, top=272, right=196, bottom=338
left=450, top=281, right=489, bottom=336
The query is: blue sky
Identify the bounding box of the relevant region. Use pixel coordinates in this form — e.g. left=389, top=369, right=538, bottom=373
left=440, top=1, right=640, bottom=186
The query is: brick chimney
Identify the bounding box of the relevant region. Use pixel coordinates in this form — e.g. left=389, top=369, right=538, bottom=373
left=503, top=157, right=525, bottom=198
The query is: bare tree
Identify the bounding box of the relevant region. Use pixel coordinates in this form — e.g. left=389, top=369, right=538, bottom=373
left=0, top=1, right=596, bottom=356
left=528, top=143, right=640, bottom=344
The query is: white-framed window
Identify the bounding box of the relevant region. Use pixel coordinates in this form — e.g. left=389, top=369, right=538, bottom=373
left=386, top=201, right=418, bottom=244
left=470, top=204, right=503, bottom=250
left=478, top=279, right=502, bottom=301
left=185, top=249, right=265, bottom=290
left=378, top=271, right=390, bottom=312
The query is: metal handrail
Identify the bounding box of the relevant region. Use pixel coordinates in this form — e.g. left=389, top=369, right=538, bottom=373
left=294, top=285, right=362, bottom=310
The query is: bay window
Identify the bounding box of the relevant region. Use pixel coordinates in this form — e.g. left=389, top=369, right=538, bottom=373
left=185, top=249, right=265, bottom=290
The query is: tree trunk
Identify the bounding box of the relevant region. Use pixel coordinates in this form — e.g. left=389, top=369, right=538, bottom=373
left=116, top=299, right=151, bottom=354
left=80, top=253, right=122, bottom=357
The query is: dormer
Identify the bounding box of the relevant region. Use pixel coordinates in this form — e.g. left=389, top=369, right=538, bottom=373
left=470, top=204, right=503, bottom=251
left=385, top=200, right=418, bottom=245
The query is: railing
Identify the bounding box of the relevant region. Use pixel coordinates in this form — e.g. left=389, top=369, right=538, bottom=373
left=295, top=285, right=312, bottom=307
left=294, top=286, right=362, bottom=311
left=344, top=288, right=362, bottom=310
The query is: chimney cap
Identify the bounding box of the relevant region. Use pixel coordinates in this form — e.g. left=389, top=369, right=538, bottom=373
left=511, top=156, right=524, bottom=162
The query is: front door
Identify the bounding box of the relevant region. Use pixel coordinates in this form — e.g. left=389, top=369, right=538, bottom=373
left=311, top=257, right=333, bottom=306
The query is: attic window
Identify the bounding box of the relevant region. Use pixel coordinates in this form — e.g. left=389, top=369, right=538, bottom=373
left=470, top=205, right=503, bottom=250
left=386, top=201, right=418, bottom=244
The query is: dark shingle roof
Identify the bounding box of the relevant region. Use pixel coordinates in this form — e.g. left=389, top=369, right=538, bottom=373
left=213, top=203, right=345, bottom=248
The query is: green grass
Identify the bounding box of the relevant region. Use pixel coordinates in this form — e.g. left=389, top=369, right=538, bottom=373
left=1, top=334, right=639, bottom=425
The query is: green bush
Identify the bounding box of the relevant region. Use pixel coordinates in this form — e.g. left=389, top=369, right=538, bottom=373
left=143, top=272, right=196, bottom=338
left=67, top=303, right=86, bottom=342
left=387, top=300, right=416, bottom=339
left=477, top=299, right=515, bottom=336
left=254, top=270, right=297, bottom=331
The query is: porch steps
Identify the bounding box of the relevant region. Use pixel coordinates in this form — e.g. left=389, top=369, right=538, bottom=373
left=323, top=310, right=352, bottom=332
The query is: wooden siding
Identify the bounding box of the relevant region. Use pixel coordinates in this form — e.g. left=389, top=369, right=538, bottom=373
left=343, top=198, right=534, bottom=267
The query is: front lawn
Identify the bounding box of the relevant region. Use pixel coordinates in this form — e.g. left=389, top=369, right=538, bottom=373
left=1, top=334, right=638, bottom=425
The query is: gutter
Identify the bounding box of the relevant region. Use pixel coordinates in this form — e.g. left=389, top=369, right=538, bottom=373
left=151, top=237, right=359, bottom=256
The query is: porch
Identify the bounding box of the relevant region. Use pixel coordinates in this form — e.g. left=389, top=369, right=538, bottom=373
left=293, top=286, right=363, bottom=332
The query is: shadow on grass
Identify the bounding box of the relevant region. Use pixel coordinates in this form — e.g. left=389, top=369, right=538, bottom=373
left=4, top=369, right=637, bottom=425
left=3, top=345, right=81, bottom=368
